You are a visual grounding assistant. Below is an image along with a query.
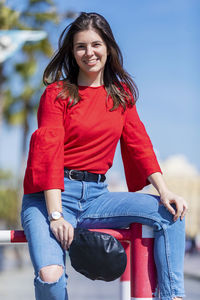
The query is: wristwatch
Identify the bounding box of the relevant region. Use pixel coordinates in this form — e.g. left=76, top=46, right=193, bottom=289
left=48, top=211, right=64, bottom=222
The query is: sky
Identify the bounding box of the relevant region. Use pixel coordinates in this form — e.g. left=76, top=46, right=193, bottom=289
left=0, top=0, right=200, bottom=179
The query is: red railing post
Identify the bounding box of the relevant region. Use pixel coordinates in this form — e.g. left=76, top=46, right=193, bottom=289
left=130, top=223, right=158, bottom=299
left=120, top=241, right=131, bottom=299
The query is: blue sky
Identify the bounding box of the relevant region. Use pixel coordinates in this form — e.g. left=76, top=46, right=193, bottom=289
left=1, top=0, right=200, bottom=177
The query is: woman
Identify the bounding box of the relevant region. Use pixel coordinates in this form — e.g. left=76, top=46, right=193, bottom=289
left=21, top=12, right=188, bottom=300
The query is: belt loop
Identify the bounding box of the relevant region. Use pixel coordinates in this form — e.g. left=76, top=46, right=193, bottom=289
left=97, top=174, right=101, bottom=183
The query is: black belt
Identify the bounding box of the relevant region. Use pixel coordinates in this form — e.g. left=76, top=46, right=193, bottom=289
left=64, top=168, right=106, bottom=183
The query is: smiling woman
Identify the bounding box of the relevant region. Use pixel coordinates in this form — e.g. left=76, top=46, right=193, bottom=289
left=43, top=12, right=138, bottom=111
left=21, top=11, right=187, bottom=300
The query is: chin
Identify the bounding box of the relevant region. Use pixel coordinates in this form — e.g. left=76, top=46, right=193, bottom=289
left=83, top=66, right=102, bottom=74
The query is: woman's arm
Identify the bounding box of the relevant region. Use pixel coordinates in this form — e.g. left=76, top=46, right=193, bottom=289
left=44, top=189, right=74, bottom=249
left=120, top=104, right=162, bottom=192
left=148, top=172, right=188, bottom=221
left=24, top=85, right=65, bottom=194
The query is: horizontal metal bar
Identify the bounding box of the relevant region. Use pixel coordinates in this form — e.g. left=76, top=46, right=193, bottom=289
left=0, top=225, right=154, bottom=244
left=0, top=228, right=131, bottom=244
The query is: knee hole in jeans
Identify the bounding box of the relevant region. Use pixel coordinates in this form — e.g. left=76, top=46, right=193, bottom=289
left=39, top=265, right=63, bottom=283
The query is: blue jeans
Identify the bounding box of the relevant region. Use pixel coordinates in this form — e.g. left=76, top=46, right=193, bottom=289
left=21, top=176, right=185, bottom=300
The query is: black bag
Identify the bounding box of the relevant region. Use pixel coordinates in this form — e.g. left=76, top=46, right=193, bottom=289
left=69, top=228, right=127, bottom=282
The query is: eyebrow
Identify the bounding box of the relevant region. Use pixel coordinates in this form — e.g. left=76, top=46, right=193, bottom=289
left=74, top=40, right=103, bottom=46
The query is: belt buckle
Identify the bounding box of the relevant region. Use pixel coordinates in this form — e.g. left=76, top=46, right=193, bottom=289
left=68, top=170, right=76, bottom=180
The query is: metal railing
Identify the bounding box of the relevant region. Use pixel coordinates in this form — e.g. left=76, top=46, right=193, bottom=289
left=0, top=223, right=157, bottom=300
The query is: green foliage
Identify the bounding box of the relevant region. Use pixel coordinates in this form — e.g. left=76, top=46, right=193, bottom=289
left=0, top=2, right=21, bottom=29
left=25, top=11, right=60, bottom=25
left=0, top=188, right=18, bottom=225
left=0, top=169, right=12, bottom=180
left=23, top=39, right=53, bottom=57
left=15, top=59, right=37, bottom=80
left=0, top=169, right=18, bottom=225
left=3, top=85, right=37, bottom=125
left=30, top=0, right=54, bottom=5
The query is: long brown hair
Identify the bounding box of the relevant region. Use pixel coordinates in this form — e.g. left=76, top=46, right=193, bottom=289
left=43, top=12, right=139, bottom=111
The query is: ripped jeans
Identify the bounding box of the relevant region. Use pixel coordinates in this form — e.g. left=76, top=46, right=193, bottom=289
left=21, top=176, right=185, bottom=300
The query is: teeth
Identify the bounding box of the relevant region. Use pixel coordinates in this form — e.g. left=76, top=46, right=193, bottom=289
left=85, top=59, right=97, bottom=63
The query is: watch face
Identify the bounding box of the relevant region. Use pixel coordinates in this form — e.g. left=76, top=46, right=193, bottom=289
left=52, top=211, right=61, bottom=220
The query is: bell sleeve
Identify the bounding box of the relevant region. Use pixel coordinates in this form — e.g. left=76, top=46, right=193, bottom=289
left=120, top=104, right=162, bottom=192
left=23, top=85, right=65, bottom=194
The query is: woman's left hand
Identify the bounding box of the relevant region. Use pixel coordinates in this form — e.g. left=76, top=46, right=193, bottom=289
left=159, top=189, right=188, bottom=221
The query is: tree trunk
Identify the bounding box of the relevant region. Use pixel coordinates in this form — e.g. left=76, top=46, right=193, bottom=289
left=0, top=64, right=4, bottom=138
left=17, top=109, right=29, bottom=227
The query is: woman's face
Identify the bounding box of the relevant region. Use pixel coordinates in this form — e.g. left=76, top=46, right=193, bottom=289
left=73, top=29, right=108, bottom=81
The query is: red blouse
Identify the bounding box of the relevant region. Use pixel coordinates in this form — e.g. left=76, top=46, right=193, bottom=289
left=23, top=82, right=161, bottom=194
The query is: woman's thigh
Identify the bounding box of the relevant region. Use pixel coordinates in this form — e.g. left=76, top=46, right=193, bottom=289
left=21, top=193, right=67, bottom=274
left=78, top=190, right=174, bottom=229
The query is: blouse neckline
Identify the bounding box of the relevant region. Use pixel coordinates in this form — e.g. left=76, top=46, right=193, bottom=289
left=78, top=85, right=105, bottom=89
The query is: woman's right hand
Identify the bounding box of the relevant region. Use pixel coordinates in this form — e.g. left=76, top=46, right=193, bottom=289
left=50, top=217, right=74, bottom=250
left=44, top=189, right=74, bottom=250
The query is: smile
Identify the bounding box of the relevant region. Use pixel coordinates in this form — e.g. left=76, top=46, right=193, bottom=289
left=83, top=59, right=99, bottom=65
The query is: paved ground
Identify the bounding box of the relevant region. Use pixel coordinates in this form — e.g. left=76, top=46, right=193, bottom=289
left=0, top=247, right=199, bottom=299
left=0, top=259, right=120, bottom=300
left=184, top=253, right=200, bottom=280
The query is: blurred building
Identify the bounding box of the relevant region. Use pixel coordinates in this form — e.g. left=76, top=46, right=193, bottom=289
left=105, top=154, right=200, bottom=240
left=149, top=155, right=200, bottom=239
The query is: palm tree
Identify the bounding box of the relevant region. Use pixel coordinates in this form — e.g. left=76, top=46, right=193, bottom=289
left=1, top=0, right=77, bottom=179
left=0, top=0, right=77, bottom=222
left=0, top=1, right=20, bottom=134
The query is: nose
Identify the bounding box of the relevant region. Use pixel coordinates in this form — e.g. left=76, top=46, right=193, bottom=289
left=85, top=45, right=93, bottom=56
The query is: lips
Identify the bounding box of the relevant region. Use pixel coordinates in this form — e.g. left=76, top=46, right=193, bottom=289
left=83, top=59, right=99, bottom=65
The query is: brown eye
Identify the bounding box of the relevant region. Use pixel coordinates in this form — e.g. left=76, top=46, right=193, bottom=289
left=94, top=43, right=101, bottom=47
left=76, top=45, right=85, bottom=50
